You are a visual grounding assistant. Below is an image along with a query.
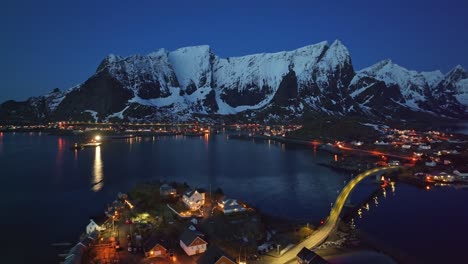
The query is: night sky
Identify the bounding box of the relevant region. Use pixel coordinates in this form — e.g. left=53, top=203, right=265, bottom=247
left=1, top=0, right=467, bottom=102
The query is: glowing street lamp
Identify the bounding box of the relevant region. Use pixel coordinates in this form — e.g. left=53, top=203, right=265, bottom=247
left=95, top=135, right=101, bottom=141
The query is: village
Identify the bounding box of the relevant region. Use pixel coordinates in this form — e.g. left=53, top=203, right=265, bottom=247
left=62, top=181, right=329, bottom=264
left=312, top=125, right=468, bottom=187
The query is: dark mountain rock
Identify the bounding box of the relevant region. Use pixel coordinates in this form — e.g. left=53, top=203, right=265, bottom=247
left=220, top=84, right=273, bottom=107
left=273, top=69, right=298, bottom=105
left=53, top=71, right=133, bottom=121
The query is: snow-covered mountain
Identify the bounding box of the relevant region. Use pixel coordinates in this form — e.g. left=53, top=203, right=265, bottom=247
left=1, top=40, right=467, bottom=123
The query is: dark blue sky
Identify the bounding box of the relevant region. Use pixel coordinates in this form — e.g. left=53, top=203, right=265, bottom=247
left=1, top=0, right=467, bottom=102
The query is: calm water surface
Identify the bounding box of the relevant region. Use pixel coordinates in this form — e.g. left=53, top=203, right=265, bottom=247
left=0, top=133, right=467, bottom=263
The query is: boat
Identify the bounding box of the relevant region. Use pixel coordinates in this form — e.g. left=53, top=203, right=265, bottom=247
left=82, top=142, right=101, bottom=148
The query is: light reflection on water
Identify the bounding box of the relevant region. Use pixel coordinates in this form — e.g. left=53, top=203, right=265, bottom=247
left=92, top=146, right=103, bottom=192
left=0, top=132, right=3, bottom=154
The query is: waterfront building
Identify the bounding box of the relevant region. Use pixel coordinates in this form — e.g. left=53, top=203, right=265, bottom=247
left=454, top=169, right=468, bottom=180
left=218, top=198, right=246, bottom=214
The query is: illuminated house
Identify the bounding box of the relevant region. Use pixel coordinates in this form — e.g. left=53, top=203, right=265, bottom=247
left=145, top=238, right=168, bottom=258
left=180, top=229, right=208, bottom=256
left=218, top=198, right=246, bottom=214
left=432, top=172, right=455, bottom=182
left=183, top=189, right=205, bottom=211
left=86, top=219, right=106, bottom=235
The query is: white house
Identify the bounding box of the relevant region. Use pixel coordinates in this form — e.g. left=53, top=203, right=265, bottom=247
left=454, top=169, right=468, bottom=180
left=351, top=141, right=363, bottom=146
left=218, top=198, right=246, bottom=214
left=183, top=189, right=205, bottom=211
left=425, top=161, right=437, bottom=167
left=179, top=229, right=208, bottom=256
left=419, top=144, right=431, bottom=150
left=86, top=219, right=106, bottom=235
left=374, top=141, right=389, bottom=146
left=401, top=144, right=411, bottom=149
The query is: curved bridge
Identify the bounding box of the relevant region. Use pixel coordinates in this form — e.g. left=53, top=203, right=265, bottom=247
left=272, top=166, right=402, bottom=264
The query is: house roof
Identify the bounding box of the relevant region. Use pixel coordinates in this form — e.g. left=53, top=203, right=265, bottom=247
left=88, top=230, right=99, bottom=240
left=144, top=237, right=168, bottom=252
left=69, top=243, right=86, bottom=255
left=296, top=247, right=328, bottom=264
left=185, top=188, right=206, bottom=197
left=180, top=229, right=206, bottom=247
left=63, top=254, right=82, bottom=264
left=80, top=237, right=95, bottom=247
left=184, top=189, right=197, bottom=197
left=197, top=245, right=236, bottom=264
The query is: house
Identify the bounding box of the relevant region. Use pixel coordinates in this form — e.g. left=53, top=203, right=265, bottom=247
left=425, top=161, right=437, bottom=167
left=296, top=247, right=328, bottom=264
left=401, top=144, right=411, bottom=149
left=86, top=219, right=106, bottom=235
left=419, top=144, right=431, bottom=150
left=160, top=183, right=176, bottom=197
left=218, top=198, right=246, bottom=214
left=388, top=160, right=400, bottom=166
left=183, top=189, right=205, bottom=211
left=454, top=169, right=468, bottom=180
left=432, top=172, right=455, bottom=182
left=180, top=229, right=208, bottom=256
left=197, top=245, right=236, bottom=264
left=374, top=141, right=389, bottom=145
left=145, top=238, right=169, bottom=258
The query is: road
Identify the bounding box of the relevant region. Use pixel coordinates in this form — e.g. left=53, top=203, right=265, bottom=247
left=271, top=166, right=401, bottom=264
left=336, top=144, right=415, bottom=161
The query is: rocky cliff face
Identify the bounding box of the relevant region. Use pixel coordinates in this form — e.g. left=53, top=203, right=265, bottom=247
left=1, top=40, right=467, bottom=123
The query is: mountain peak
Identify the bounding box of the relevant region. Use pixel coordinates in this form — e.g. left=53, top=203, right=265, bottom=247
left=148, top=48, right=168, bottom=58
left=172, top=45, right=212, bottom=55
left=446, top=64, right=467, bottom=81
left=320, top=39, right=351, bottom=68
left=96, top=54, right=123, bottom=72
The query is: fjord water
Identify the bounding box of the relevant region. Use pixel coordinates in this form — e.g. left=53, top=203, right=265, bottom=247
left=1, top=133, right=467, bottom=263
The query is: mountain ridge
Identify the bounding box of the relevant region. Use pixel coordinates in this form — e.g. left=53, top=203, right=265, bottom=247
left=1, top=40, right=467, bottom=124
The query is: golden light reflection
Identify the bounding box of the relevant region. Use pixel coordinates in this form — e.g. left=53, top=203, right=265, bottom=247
left=92, top=146, right=103, bottom=192
left=56, top=138, right=64, bottom=174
